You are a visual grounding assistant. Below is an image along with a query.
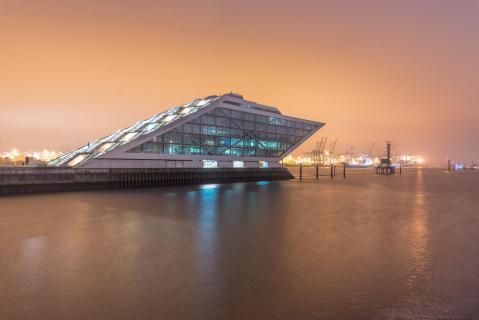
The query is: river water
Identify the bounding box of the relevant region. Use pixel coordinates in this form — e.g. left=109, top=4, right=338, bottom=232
left=1, top=169, right=479, bottom=319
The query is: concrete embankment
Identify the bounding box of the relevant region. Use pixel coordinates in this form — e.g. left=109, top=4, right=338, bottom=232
left=0, top=167, right=293, bottom=195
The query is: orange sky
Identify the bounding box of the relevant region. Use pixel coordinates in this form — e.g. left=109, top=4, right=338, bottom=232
left=1, top=1, right=478, bottom=163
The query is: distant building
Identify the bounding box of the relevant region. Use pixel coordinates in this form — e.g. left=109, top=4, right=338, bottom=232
left=49, top=93, right=324, bottom=168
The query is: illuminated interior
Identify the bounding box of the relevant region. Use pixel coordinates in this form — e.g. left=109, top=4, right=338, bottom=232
left=48, top=94, right=324, bottom=168
left=48, top=97, right=219, bottom=167
left=128, top=107, right=315, bottom=158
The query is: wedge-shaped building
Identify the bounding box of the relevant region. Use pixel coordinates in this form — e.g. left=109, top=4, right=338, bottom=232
left=49, top=93, right=324, bottom=169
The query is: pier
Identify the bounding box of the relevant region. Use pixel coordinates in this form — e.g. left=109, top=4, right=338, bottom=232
left=0, top=167, right=293, bottom=195
left=290, top=163, right=406, bottom=180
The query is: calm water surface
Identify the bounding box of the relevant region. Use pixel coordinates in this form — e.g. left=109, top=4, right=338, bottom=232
left=1, top=169, right=479, bottom=319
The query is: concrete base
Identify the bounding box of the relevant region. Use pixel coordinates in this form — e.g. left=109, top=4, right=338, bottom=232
left=0, top=167, right=293, bottom=195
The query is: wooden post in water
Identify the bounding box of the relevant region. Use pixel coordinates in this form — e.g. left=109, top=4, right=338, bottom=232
left=299, top=163, right=303, bottom=180
left=448, top=159, right=451, bottom=172
left=316, top=164, right=319, bottom=180
left=343, top=163, right=346, bottom=178
left=399, top=165, right=402, bottom=175
left=330, top=164, right=334, bottom=179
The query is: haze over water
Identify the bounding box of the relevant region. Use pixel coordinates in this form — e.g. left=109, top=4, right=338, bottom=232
left=1, top=170, right=479, bottom=319
left=2, top=1, right=479, bottom=162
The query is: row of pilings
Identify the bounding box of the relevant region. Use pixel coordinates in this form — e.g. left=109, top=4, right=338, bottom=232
left=294, top=163, right=402, bottom=180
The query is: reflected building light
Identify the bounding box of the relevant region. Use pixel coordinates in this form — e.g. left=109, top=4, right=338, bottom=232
left=200, top=184, right=220, bottom=190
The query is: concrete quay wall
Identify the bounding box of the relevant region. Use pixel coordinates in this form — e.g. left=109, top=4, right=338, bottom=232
left=0, top=167, right=293, bottom=195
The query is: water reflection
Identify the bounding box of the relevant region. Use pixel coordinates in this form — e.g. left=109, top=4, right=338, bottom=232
left=409, top=170, right=430, bottom=285
left=189, top=184, right=220, bottom=269
left=19, top=236, right=46, bottom=292
left=4, top=172, right=479, bottom=320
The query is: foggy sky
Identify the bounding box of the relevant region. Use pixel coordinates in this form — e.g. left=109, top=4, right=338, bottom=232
left=1, top=0, right=478, bottom=163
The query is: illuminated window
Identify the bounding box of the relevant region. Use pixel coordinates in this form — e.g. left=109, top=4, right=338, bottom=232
left=180, top=107, right=195, bottom=114
left=162, top=115, right=177, bottom=123
left=127, top=108, right=314, bottom=158
left=119, top=132, right=137, bottom=142
left=196, top=99, right=210, bottom=106
left=67, top=154, right=88, bottom=167
left=202, top=160, right=218, bottom=168
left=259, top=161, right=269, bottom=168
left=96, top=143, right=115, bottom=153
left=142, top=123, right=159, bottom=133
left=233, top=161, right=244, bottom=168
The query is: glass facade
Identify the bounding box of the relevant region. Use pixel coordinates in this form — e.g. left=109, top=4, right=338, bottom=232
left=128, top=107, right=317, bottom=158
left=49, top=96, right=219, bottom=167
left=48, top=93, right=323, bottom=168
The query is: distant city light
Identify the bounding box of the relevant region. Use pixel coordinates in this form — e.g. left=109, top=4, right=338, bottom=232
left=282, top=152, right=426, bottom=167
left=0, top=149, right=62, bottom=164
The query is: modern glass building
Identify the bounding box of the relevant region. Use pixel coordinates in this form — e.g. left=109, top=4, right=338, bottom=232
left=49, top=93, right=325, bottom=168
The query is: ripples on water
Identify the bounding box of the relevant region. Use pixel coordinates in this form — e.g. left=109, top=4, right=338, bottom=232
left=1, top=169, right=479, bottom=319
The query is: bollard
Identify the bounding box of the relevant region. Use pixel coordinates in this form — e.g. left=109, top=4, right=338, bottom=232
left=343, top=163, right=346, bottom=178
left=330, top=165, right=334, bottom=179
left=316, top=164, right=319, bottom=180
left=400, top=166, right=402, bottom=175
left=299, top=163, right=303, bottom=180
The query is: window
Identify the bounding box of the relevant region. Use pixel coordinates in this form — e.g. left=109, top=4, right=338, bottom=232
left=164, top=144, right=183, bottom=154
left=201, top=115, right=215, bottom=125
left=120, top=132, right=138, bottom=142
left=218, top=138, right=231, bottom=146
left=142, top=123, right=159, bottom=133
left=96, top=142, right=115, bottom=153
left=126, top=107, right=313, bottom=158
left=231, top=110, right=243, bottom=119
left=67, top=154, right=88, bottom=167
left=162, top=115, right=177, bottom=123
left=196, top=99, right=210, bottom=106
left=216, top=117, right=230, bottom=127
left=202, top=160, right=218, bottom=168
left=201, top=136, right=215, bottom=146
left=201, top=125, right=217, bottom=135
left=164, top=132, right=182, bottom=143
left=259, top=161, right=269, bottom=168
left=183, top=123, right=194, bottom=133
left=180, top=107, right=195, bottom=114
left=201, top=146, right=215, bottom=155
left=229, top=148, right=242, bottom=156
left=183, top=134, right=200, bottom=145
left=256, top=115, right=267, bottom=123
left=216, top=108, right=231, bottom=117
left=184, top=146, right=201, bottom=155
left=216, top=147, right=228, bottom=155
left=244, top=113, right=255, bottom=121
left=244, top=121, right=255, bottom=130
left=233, top=161, right=244, bottom=168
left=231, top=138, right=242, bottom=147
left=142, top=142, right=163, bottom=153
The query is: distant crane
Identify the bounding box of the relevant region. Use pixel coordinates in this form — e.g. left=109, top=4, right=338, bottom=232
left=312, top=137, right=339, bottom=165
left=329, top=139, right=337, bottom=155
left=320, top=137, right=328, bottom=153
